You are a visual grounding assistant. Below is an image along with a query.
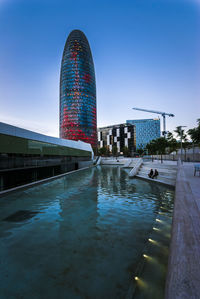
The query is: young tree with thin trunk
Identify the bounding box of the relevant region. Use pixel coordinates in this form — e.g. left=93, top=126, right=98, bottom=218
left=146, top=138, right=168, bottom=163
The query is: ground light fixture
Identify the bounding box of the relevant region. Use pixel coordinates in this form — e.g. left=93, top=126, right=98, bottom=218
left=135, top=276, right=139, bottom=281
left=156, top=218, right=162, bottom=223
left=148, top=238, right=158, bottom=245
left=153, top=227, right=160, bottom=231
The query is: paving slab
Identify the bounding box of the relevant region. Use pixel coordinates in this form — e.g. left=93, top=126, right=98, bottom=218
left=165, top=163, right=200, bottom=299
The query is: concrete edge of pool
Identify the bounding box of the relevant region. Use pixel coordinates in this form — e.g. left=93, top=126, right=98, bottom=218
left=0, top=166, right=92, bottom=197
left=165, top=163, right=200, bottom=299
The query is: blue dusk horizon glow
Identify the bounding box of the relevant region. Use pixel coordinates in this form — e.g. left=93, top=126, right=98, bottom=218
left=0, top=0, right=199, bottom=138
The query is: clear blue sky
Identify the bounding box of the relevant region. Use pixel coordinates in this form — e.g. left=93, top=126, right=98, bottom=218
left=0, top=0, right=199, bottom=137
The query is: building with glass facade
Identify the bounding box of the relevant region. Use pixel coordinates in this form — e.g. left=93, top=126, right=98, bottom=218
left=60, top=30, right=97, bottom=148
left=98, top=123, right=136, bottom=154
left=0, top=122, right=93, bottom=191
left=126, top=119, right=160, bottom=149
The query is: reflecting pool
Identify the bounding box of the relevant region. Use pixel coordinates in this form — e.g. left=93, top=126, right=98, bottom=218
left=0, top=166, right=174, bottom=299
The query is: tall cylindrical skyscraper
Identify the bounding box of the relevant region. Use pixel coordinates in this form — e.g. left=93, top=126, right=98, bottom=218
left=60, top=30, right=97, bottom=148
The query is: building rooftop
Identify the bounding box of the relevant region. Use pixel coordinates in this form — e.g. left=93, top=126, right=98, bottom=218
left=0, top=122, right=93, bottom=153
left=98, top=123, right=134, bottom=130
left=126, top=118, right=160, bottom=122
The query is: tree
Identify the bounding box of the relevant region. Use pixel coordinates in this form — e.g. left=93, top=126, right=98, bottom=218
left=137, top=148, right=144, bottom=156
left=174, top=126, right=185, bottom=139
left=182, top=135, right=190, bottom=161
left=155, top=137, right=169, bottom=163
left=106, top=146, right=111, bottom=156
left=122, top=146, right=130, bottom=157
left=112, top=145, right=118, bottom=157
left=146, top=140, right=157, bottom=162
left=187, top=119, right=200, bottom=144
left=146, top=137, right=168, bottom=163
left=98, top=147, right=107, bottom=156
left=174, top=126, right=192, bottom=161
left=168, top=139, right=179, bottom=155
left=166, top=131, right=179, bottom=155
left=166, top=131, right=174, bottom=142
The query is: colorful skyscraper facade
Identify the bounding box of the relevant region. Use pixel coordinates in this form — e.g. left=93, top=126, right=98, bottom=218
left=60, top=30, right=97, bottom=148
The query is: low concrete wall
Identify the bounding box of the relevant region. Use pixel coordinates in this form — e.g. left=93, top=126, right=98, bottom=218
left=101, top=158, right=127, bottom=165
left=165, top=166, right=200, bottom=298
left=0, top=166, right=91, bottom=197
left=147, top=153, right=200, bottom=162
left=78, top=161, right=93, bottom=168
left=0, top=159, right=93, bottom=191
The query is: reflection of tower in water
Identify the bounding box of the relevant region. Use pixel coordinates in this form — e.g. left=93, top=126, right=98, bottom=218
left=57, top=168, right=101, bottom=297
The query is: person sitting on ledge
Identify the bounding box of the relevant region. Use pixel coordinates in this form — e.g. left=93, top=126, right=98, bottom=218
left=148, top=169, right=154, bottom=178
left=152, top=169, right=159, bottom=179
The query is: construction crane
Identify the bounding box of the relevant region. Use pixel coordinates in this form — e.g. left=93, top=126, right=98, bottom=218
left=132, top=107, right=175, bottom=137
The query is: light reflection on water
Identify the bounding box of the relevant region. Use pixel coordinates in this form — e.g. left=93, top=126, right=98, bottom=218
left=0, top=165, right=174, bottom=299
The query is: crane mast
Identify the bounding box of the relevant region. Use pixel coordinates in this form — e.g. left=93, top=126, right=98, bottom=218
left=132, top=107, right=175, bottom=137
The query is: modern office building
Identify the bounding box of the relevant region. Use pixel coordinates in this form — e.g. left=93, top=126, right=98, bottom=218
left=98, top=123, right=136, bottom=154
left=60, top=29, right=97, bottom=148
left=0, top=122, right=93, bottom=191
left=126, top=118, right=160, bottom=149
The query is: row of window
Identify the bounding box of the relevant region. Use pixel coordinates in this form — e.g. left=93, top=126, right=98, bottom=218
left=61, top=92, right=95, bottom=98
left=61, top=60, right=93, bottom=68
left=61, top=116, right=96, bottom=122
left=61, top=98, right=96, bottom=104
left=61, top=81, right=95, bottom=87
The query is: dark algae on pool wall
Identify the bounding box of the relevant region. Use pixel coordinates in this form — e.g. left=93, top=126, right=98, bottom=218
left=0, top=165, right=173, bottom=299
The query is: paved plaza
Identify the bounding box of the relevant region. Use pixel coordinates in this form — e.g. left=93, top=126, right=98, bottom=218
left=165, top=162, right=200, bottom=299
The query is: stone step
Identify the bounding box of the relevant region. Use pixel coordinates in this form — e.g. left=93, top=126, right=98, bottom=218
left=142, top=166, right=177, bottom=173
left=143, top=162, right=177, bottom=166
left=129, top=163, right=138, bottom=167
left=138, top=172, right=176, bottom=182
left=138, top=170, right=176, bottom=179
left=122, top=159, right=132, bottom=168
left=136, top=174, right=176, bottom=187
left=123, top=158, right=141, bottom=168
left=140, top=167, right=177, bottom=175
left=137, top=174, right=176, bottom=182
left=143, top=163, right=177, bottom=170
left=135, top=161, right=177, bottom=187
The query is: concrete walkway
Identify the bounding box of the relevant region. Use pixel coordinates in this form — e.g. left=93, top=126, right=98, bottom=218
left=165, top=163, right=200, bottom=299
left=183, top=163, right=200, bottom=202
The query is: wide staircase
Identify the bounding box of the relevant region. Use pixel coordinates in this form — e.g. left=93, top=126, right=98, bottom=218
left=136, top=161, right=178, bottom=187
left=123, top=158, right=141, bottom=168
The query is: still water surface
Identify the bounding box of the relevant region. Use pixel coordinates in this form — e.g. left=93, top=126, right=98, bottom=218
left=0, top=166, right=174, bottom=299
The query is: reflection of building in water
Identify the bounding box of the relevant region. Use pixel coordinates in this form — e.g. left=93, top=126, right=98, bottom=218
left=57, top=167, right=101, bottom=298
left=97, top=166, right=134, bottom=195
left=57, top=167, right=174, bottom=298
